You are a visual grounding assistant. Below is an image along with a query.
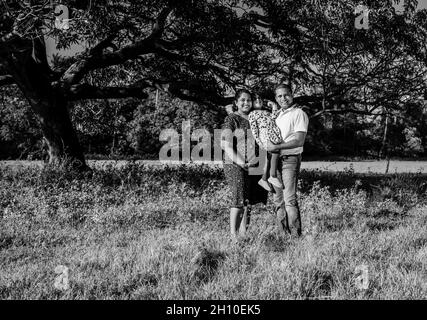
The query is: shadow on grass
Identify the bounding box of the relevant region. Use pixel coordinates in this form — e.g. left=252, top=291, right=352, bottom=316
left=259, top=232, right=292, bottom=252
left=190, top=247, right=227, bottom=285
left=299, top=268, right=335, bottom=299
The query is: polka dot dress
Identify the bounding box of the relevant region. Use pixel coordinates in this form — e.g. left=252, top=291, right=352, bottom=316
left=222, top=113, right=268, bottom=208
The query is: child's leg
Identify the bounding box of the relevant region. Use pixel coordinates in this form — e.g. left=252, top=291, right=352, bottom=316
left=239, top=205, right=251, bottom=236
left=258, top=153, right=273, bottom=192
left=267, top=153, right=283, bottom=188
left=269, top=153, right=279, bottom=178
left=262, top=152, right=271, bottom=181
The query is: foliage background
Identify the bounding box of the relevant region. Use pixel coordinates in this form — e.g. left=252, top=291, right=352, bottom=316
left=2, top=0, right=427, bottom=160
left=1, top=86, right=426, bottom=160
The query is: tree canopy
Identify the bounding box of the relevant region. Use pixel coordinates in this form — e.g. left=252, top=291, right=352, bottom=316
left=1, top=0, right=426, bottom=165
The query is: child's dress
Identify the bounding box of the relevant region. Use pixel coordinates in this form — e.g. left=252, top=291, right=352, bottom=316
left=248, top=110, right=282, bottom=151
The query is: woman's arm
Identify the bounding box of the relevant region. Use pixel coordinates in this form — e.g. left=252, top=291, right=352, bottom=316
left=221, top=141, right=248, bottom=169
left=221, top=116, right=248, bottom=170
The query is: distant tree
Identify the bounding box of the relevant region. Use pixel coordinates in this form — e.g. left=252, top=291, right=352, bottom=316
left=127, top=90, right=226, bottom=159
left=0, top=86, right=42, bottom=159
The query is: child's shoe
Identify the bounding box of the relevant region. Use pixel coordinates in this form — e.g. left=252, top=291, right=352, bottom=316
left=268, top=176, right=283, bottom=188
left=258, top=178, right=272, bottom=192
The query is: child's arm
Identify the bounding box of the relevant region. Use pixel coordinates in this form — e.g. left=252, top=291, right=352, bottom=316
left=268, top=101, right=280, bottom=119
left=248, top=113, right=262, bottom=149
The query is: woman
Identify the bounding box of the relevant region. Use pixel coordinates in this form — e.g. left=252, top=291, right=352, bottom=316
left=221, top=89, right=268, bottom=238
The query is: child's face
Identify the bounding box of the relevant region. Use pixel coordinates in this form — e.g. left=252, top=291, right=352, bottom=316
left=253, top=98, right=263, bottom=110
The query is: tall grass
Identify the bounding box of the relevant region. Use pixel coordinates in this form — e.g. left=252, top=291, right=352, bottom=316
left=0, top=163, right=426, bottom=299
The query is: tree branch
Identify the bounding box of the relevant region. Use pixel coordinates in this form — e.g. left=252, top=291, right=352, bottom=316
left=166, top=81, right=230, bottom=106
left=60, top=37, right=157, bottom=85
left=88, top=33, right=119, bottom=56
left=310, top=107, right=387, bottom=119
left=0, top=75, right=15, bottom=86
left=66, top=83, right=150, bottom=100
left=60, top=6, right=175, bottom=86
left=152, top=6, right=173, bottom=38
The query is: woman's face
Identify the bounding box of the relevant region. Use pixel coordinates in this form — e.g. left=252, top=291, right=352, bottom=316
left=235, top=93, right=252, bottom=114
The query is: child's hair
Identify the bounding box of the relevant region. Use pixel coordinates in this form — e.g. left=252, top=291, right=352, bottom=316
left=253, top=93, right=263, bottom=102
left=253, top=93, right=272, bottom=112
left=253, top=93, right=261, bottom=100
left=232, top=88, right=252, bottom=111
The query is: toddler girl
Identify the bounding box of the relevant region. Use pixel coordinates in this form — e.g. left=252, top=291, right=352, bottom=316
left=248, top=94, right=283, bottom=192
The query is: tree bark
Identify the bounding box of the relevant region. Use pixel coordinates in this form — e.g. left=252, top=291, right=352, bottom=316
left=31, top=94, right=87, bottom=169
left=379, top=113, right=389, bottom=159
left=2, top=38, right=88, bottom=170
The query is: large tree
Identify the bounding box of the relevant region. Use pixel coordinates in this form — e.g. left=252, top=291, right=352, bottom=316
left=0, top=0, right=268, bottom=168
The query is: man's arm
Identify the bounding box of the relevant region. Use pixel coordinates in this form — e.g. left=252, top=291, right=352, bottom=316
left=265, top=131, right=307, bottom=152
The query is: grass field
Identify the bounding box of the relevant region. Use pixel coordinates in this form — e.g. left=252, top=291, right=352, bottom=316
left=0, top=163, right=426, bottom=299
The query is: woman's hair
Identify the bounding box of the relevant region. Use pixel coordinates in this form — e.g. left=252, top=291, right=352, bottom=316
left=232, top=88, right=252, bottom=111
left=275, top=83, right=292, bottom=94
left=234, top=88, right=252, bottom=101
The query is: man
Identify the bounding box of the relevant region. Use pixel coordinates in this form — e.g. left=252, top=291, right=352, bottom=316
left=266, top=84, right=309, bottom=237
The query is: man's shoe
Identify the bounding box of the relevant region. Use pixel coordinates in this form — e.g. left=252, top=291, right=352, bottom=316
left=268, top=176, right=283, bottom=188
left=258, top=178, right=272, bottom=192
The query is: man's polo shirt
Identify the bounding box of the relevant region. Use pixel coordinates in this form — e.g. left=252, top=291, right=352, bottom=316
left=274, top=105, right=309, bottom=156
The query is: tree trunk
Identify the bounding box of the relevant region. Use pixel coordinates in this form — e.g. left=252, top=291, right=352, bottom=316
left=31, top=94, right=87, bottom=169
left=3, top=38, right=88, bottom=170
left=379, top=113, right=389, bottom=159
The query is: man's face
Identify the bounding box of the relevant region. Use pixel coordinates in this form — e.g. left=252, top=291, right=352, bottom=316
left=275, top=88, right=293, bottom=110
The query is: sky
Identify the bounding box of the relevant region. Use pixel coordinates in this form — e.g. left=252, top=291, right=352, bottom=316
left=419, top=0, right=427, bottom=9
left=46, top=0, right=427, bottom=63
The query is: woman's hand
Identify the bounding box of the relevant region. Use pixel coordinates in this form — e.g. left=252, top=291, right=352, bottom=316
left=236, top=162, right=250, bottom=171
